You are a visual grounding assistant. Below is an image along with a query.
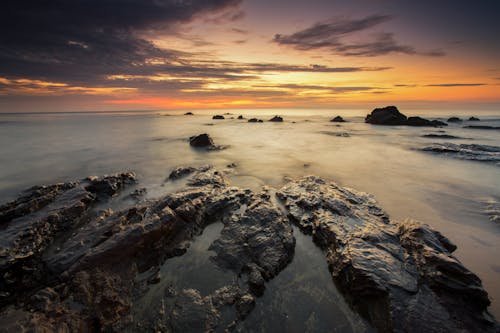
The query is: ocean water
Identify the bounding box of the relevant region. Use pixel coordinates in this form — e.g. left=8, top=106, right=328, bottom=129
left=0, top=109, right=499, bottom=320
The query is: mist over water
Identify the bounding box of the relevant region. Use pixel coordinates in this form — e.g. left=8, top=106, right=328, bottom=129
left=0, top=109, right=499, bottom=318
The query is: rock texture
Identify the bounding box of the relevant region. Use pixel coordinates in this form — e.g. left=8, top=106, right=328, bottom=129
left=365, top=106, right=447, bottom=127
left=277, top=176, right=498, bottom=333
left=422, top=142, right=500, bottom=165
left=0, top=168, right=497, bottom=332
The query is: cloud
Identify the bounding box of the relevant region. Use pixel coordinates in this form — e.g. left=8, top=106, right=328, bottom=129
left=426, top=83, right=486, bottom=87
left=230, top=28, right=249, bottom=34
left=274, top=15, right=445, bottom=57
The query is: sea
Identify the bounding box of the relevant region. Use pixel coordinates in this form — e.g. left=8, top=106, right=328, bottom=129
left=0, top=108, right=499, bottom=326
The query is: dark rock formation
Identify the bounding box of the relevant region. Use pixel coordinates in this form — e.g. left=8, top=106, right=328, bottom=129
left=421, top=134, right=462, bottom=139
left=248, top=118, right=263, bottom=123
left=422, top=143, right=500, bottom=165
left=184, top=112, right=194, bottom=116
left=277, top=176, right=498, bottom=333
left=189, top=133, right=214, bottom=147
left=469, top=116, right=480, bottom=121
left=447, top=117, right=462, bottom=122
left=330, top=116, right=346, bottom=123
left=237, top=115, right=244, bottom=120
left=269, top=116, right=283, bottom=122
left=365, top=106, right=447, bottom=127
left=365, top=106, right=407, bottom=125
left=0, top=168, right=497, bottom=332
left=212, top=115, right=225, bottom=120
left=464, top=125, right=500, bottom=130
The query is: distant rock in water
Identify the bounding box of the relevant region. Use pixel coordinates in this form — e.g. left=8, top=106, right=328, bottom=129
left=248, top=118, right=263, bottom=123
left=366, top=106, right=447, bottom=127
left=447, top=117, right=462, bottom=122
left=422, top=142, right=500, bottom=165
left=0, top=167, right=497, bottom=332
left=469, top=116, right=480, bottom=121
left=212, top=115, right=225, bottom=120
left=269, top=115, right=283, bottom=122
left=330, top=116, right=346, bottom=122
left=237, top=115, right=244, bottom=119
left=464, top=125, right=500, bottom=130
left=421, top=134, right=462, bottom=139
left=189, top=133, right=214, bottom=147
left=184, top=112, right=194, bottom=116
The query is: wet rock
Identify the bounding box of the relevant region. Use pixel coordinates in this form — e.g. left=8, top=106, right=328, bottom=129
left=277, top=176, right=498, bottom=333
left=447, top=117, right=462, bottom=122
left=129, top=188, right=147, bottom=200
left=421, top=134, right=462, bottom=139
left=464, top=125, right=500, bottom=130
left=212, top=115, right=225, bottom=120
left=189, top=133, right=214, bottom=147
left=330, top=116, right=346, bottom=123
left=184, top=112, right=194, bottom=116
left=469, top=116, right=480, bottom=121
left=237, top=115, right=244, bottom=119
left=226, top=163, right=237, bottom=168
left=269, top=115, right=283, bottom=122
left=236, top=294, right=255, bottom=319
left=85, top=172, right=137, bottom=198
left=365, top=106, right=407, bottom=125
left=248, top=118, right=263, bottom=123
left=168, top=166, right=197, bottom=180
left=366, top=106, right=447, bottom=127
left=422, top=142, right=500, bottom=164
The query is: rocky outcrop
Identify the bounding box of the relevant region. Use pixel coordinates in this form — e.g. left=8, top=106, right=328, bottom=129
left=237, top=115, right=244, bottom=119
left=421, top=134, right=462, bottom=139
left=365, top=106, right=447, bottom=127
left=330, top=116, right=346, bottom=122
left=184, top=112, right=194, bottom=116
left=469, top=116, right=480, bottom=121
left=0, top=168, right=497, bottom=332
left=212, top=115, right=225, bottom=120
left=248, top=118, right=263, bottom=123
left=269, top=116, right=283, bottom=122
left=422, top=142, right=500, bottom=165
left=189, top=133, right=213, bottom=147
left=447, top=117, right=462, bottom=122
left=277, top=176, right=498, bottom=333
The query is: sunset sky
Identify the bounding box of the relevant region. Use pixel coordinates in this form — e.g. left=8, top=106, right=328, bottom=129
left=1, top=0, right=499, bottom=112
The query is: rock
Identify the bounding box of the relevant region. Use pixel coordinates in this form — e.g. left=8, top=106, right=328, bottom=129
left=226, top=163, right=237, bottom=168
left=469, top=116, right=480, bottom=121
left=184, top=112, right=194, bottom=116
left=212, top=115, right=225, bottom=120
left=330, top=116, right=346, bottom=122
left=421, top=134, right=462, bottom=139
left=237, top=115, right=244, bottom=119
left=189, top=133, right=214, bottom=147
left=447, top=117, right=463, bottom=122
left=366, top=106, right=447, bottom=127
left=269, top=116, right=283, bottom=122
left=365, top=106, right=407, bottom=125
left=422, top=143, right=500, bottom=165
left=168, top=166, right=197, bottom=180
left=277, top=176, right=498, bottom=333
left=235, top=294, right=255, bottom=319
left=248, top=118, right=262, bottom=123
left=464, top=125, right=500, bottom=130
left=129, top=188, right=147, bottom=200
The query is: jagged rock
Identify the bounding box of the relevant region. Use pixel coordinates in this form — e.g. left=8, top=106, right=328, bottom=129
left=330, top=116, right=346, bottom=122
left=447, top=117, right=463, bottom=122
left=129, top=188, right=147, bottom=200
left=277, top=176, right=498, bottom=332
left=248, top=118, right=263, bottom=123
left=422, top=142, right=500, bottom=164
left=168, top=166, right=197, bottom=180
left=269, top=116, right=283, bottom=122
left=366, top=106, right=447, bottom=127
left=365, top=106, right=407, bottom=125
left=212, top=115, right=224, bottom=120
left=189, top=133, right=214, bottom=147
left=469, top=116, right=480, bottom=121
left=236, top=294, right=255, bottom=319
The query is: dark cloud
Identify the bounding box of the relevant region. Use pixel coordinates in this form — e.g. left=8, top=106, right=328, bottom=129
left=254, top=83, right=382, bottom=93
left=230, top=28, right=249, bottom=34
left=394, top=84, right=417, bottom=87
left=426, top=83, right=486, bottom=87
left=0, top=0, right=242, bottom=84
left=274, top=15, right=445, bottom=57
left=233, top=40, right=248, bottom=44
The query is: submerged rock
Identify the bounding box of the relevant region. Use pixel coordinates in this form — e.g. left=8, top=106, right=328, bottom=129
left=366, top=106, right=447, bottom=127
left=447, top=117, right=462, bottom=122
left=422, top=142, right=500, bottom=164
left=277, top=176, right=498, bottom=333
left=212, top=115, right=225, bottom=120
left=421, top=134, right=462, bottom=139
left=248, top=118, right=263, bottom=123
left=464, top=125, right=500, bottom=130
left=330, top=116, right=346, bottom=122
left=189, top=134, right=227, bottom=151
left=469, top=116, right=480, bottom=121
left=237, top=115, right=244, bottom=120
left=184, top=112, right=194, bottom=116
left=269, top=116, right=283, bottom=122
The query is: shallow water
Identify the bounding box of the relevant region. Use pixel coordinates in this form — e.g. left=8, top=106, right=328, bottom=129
left=0, top=109, right=499, bottom=318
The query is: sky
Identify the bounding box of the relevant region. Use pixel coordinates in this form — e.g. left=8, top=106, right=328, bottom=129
left=1, top=0, right=499, bottom=112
